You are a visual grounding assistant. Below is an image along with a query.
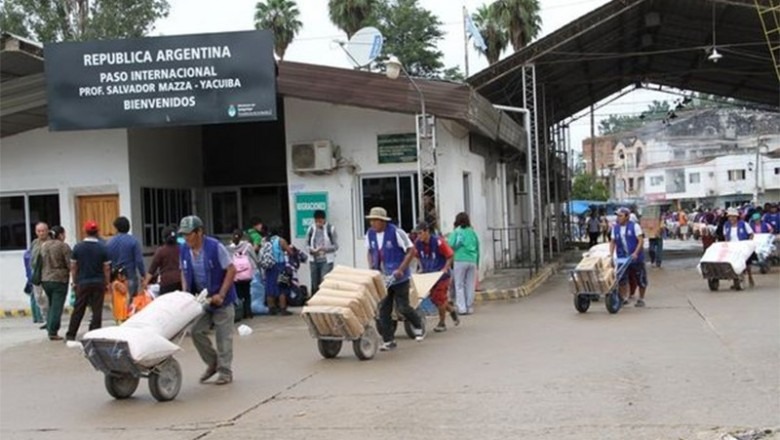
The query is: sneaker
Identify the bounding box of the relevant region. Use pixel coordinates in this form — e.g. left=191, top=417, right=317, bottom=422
left=434, top=323, right=447, bottom=332
left=450, top=310, right=460, bottom=326
left=268, top=307, right=279, bottom=316
left=379, top=341, right=397, bottom=351
left=215, top=374, right=232, bottom=385
left=413, top=326, right=426, bottom=341
left=199, top=365, right=217, bottom=383
left=621, top=299, right=629, bottom=306
left=635, top=299, right=645, bottom=307
left=48, top=335, right=63, bottom=341
left=279, top=309, right=293, bottom=316
left=39, top=324, right=47, bottom=330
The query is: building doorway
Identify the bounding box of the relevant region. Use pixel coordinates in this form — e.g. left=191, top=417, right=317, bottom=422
left=77, top=194, right=119, bottom=240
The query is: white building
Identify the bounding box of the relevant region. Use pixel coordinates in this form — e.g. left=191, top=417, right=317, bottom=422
left=643, top=153, right=780, bottom=207
left=0, top=34, right=528, bottom=309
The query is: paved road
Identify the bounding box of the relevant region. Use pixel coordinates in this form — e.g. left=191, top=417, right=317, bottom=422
left=1, top=258, right=778, bottom=440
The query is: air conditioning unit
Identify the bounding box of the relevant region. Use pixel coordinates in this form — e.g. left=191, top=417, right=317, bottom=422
left=708, top=172, right=715, bottom=178
left=291, top=140, right=335, bottom=172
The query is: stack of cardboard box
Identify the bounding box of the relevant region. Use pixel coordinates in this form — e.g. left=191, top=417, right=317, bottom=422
left=571, top=255, right=616, bottom=294
left=301, top=266, right=386, bottom=340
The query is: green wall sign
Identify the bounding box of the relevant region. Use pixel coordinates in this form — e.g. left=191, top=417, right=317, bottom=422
left=294, top=192, right=328, bottom=238
left=378, top=133, right=417, bottom=164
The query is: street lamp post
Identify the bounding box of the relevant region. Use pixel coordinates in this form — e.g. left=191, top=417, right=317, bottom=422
left=386, top=55, right=433, bottom=226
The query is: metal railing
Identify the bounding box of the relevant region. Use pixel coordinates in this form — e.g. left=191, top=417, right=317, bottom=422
left=489, top=226, right=539, bottom=273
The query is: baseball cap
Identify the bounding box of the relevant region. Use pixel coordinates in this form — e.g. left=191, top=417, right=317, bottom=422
left=413, top=221, right=430, bottom=232
left=84, top=220, right=99, bottom=233
left=178, top=215, right=203, bottom=234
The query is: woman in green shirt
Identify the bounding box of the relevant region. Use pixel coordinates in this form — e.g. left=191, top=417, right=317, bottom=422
left=447, top=212, right=480, bottom=314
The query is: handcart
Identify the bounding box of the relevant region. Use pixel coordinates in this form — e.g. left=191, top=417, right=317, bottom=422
left=571, top=257, right=632, bottom=314
left=301, top=313, right=379, bottom=361
left=384, top=273, right=439, bottom=339
left=83, top=339, right=182, bottom=402
left=700, top=261, right=745, bottom=291
left=81, top=319, right=196, bottom=402
left=302, top=266, right=386, bottom=361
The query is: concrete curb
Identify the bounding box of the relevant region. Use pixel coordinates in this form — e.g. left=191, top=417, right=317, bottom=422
left=474, top=260, right=563, bottom=304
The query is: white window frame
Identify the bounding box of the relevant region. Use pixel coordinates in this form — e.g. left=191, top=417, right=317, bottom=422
left=359, top=173, right=420, bottom=235
left=727, top=169, right=746, bottom=181
left=0, top=191, right=60, bottom=252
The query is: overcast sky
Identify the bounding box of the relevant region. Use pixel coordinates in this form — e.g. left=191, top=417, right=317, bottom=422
left=154, top=0, right=673, bottom=154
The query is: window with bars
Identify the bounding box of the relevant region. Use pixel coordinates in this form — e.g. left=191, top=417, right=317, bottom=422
left=141, top=188, right=192, bottom=246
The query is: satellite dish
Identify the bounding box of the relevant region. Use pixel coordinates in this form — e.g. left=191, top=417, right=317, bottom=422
left=343, top=26, right=383, bottom=68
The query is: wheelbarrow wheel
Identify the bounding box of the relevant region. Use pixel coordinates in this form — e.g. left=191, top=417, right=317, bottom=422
left=403, top=311, right=426, bottom=339
left=574, top=294, right=591, bottom=313
left=707, top=278, right=719, bottom=291
left=105, top=373, right=139, bottom=400
left=605, top=291, right=622, bottom=314
left=149, top=358, right=182, bottom=402
left=353, top=325, right=378, bottom=361
left=317, top=339, right=342, bottom=359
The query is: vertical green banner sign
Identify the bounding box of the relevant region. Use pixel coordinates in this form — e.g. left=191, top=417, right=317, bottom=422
left=295, top=192, right=328, bottom=238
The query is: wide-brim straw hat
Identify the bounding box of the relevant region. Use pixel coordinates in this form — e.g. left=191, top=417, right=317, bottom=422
left=365, top=207, right=391, bottom=221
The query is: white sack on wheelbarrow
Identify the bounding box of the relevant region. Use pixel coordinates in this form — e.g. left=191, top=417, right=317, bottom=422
left=697, top=241, right=757, bottom=276
left=753, top=233, right=776, bottom=260
left=82, top=326, right=180, bottom=368
left=122, top=291, right=205, bottom=339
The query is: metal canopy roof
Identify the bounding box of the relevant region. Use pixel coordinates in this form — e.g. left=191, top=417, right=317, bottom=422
left=1, top=33, right=47, bottom=137
left=469, top=0, right=779, bottom=125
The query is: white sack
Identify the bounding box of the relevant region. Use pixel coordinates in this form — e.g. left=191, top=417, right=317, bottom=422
left=753, top=233, right=776, bottom=260
left=122, top=291, right=204, bottom=339
left=583, top=243, right=611, bottom=259
left=698, top=241, right=757, bottom=275
left=82, top=326, right=180, bottom=367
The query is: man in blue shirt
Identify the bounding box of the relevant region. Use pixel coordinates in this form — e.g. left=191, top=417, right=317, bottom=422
left=66, top=220, right=111, bottom=341
left=107, top=216, right=145, bottom=298
left=179, top=215, right=237, bottom=385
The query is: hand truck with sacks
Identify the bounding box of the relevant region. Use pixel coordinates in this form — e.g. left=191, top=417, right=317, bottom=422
left=301, top=266, right=387, bottom=361
left=79, top=290, right=208, bottom=401
left=571, top=256, right=632, bottom=314
left=697, top=241, right=757, bottom=291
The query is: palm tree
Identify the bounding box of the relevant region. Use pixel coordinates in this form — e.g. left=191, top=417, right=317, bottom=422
left=328, top=0, right=378, bottom=39
left=254, top=0, right=303, bottom=60
left=472, top=3, right=507, bottom=65
left=494, top=0, right=541, bottom=52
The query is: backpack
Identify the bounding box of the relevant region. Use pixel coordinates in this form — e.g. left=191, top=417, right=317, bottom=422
left=233, top=249, right=253, bottom=282
left=258, top=241, right=275, bottom=270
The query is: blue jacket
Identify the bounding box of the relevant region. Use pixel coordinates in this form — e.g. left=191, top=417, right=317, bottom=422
left=415, top=235, right=449, bottom=280
left=367, top=223, right=410, bottom=282
left=180, top=236, right=236, bottom=309
left=723, top=220, right=751, bottom=241
left=612, top=221, right=644, bottom=262
left=762, top=213, right=780, bottom=232
left=749, top=221, right=772, bottom=234
left=107, top=233, right=146, bottom=280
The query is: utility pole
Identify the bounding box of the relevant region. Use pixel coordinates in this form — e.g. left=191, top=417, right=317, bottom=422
left=590, top=104, right=596, bottom=176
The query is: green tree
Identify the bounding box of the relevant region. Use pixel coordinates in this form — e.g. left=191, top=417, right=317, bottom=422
left=0, top=0, right=169, bottom=42
left=472, top=3, right=507, bottom=65
left=599, top=100, right=670, bottom=135
left=571, top=173, right=609, bottom=201
left=328, top=0, right=379, bottom=39
left=494, top=0, right=541, bottom=51
left=441, top=66, right=465, bottom=82
left=254, top=0, right=302, bottom=60
left=375, top=0, right=444, bottom=78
